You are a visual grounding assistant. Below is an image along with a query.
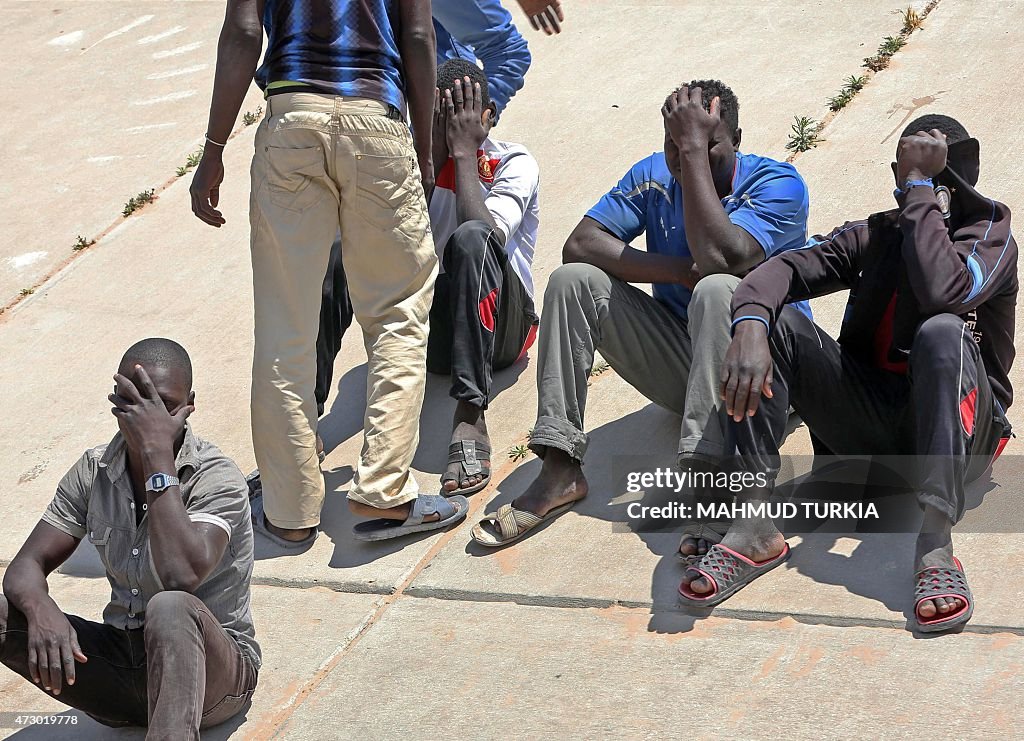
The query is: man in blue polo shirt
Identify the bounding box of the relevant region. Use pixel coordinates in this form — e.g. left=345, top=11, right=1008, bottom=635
left=471, top=81, right=810, bottom=547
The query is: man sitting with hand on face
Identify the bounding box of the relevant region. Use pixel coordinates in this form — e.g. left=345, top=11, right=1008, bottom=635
left=684, top=115, right=1016, bottom=634
left=0, top=339, right=259, bottom=736
left=315, top=58, right=540, bottom=505
left=471, top=81, right=810, bottom=546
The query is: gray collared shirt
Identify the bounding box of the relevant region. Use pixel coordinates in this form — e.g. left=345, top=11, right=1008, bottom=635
left=42, top=425, right=261, bottom=668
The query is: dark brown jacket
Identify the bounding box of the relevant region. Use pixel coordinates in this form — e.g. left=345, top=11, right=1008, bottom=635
left=732, top=165, right=1018, bottom=411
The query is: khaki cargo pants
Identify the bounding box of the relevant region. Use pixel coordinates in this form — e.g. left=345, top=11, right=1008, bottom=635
left=250, top=93, right=437, bottom=527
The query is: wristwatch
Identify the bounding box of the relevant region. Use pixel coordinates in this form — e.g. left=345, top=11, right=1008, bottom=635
left=145, top=473, right=180, bottom=493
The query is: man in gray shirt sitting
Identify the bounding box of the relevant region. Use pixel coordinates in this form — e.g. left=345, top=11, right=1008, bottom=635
left=0, top=338, right=259, bottom=738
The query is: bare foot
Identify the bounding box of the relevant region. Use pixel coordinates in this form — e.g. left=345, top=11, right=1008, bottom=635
left=513, top=447, right=588, bottom=516
left=263, top=519, right=316, bottom=542
left=443, top=401, right=490, bottom=493
left=915, top=506, right=965, bottom=621
left=680, top=521, right=786, bottom=596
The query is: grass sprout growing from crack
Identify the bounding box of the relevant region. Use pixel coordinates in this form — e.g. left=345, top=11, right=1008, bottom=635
left=509, top=445, right=531, bottom=462
left=864, top=35, right=907, bottom=71
left=828, top=89, right=855, bottom=112
left=786, top=116, right=824, bottom=153
left=176, top=147, right=205, bottom=177
left=900, top=7, right=924, bottom=34
left=844, top=74, right=868, bottom=92
left=73, top=235, right=96, bottom=251
left=828, top=74, right=870, bottom=112
left=243, top=107, right=263, bottom=126
left=20, top=288, right=35, bottom=296
left=123, top=189, right=155, bottom=217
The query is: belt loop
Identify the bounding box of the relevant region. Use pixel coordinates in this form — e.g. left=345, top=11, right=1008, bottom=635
left=265, top=95, right=273, bottom=118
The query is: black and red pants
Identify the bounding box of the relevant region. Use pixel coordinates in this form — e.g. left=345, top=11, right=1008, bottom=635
left=316, top=220, right=537, bottom=414
left=735, top=309, right=1011, bottom=523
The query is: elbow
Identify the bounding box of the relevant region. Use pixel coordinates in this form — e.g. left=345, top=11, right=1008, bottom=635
left=562, top=234, right=586, bottom=264
left=402, top=26, right=436, bottom=52
left=157, top=570, right=203, bottom=594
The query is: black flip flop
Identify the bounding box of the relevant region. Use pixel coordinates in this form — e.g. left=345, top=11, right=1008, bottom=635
left=440, top=440, right=491, bottom=495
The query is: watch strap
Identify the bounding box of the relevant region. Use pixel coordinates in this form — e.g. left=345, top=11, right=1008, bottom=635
left=145, top=473, right=181, bottom=492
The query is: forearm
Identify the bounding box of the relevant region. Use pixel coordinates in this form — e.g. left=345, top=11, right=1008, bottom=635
left=140, top=448, right=212, bottom=591
left=897, top=186, right=991, bottom=312
left=399, top=27, right=437, bottom=182
left=205, top=13, right=263, bottom=145
left=3, top=559, right=55, bottom=619
left=453, top=154, right=498, bottom=230
left=564, top=224, right=698, bottom=288
left=678, top=151, right=759, bottom=275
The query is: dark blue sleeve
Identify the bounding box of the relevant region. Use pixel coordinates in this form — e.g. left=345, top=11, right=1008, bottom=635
left=584, top=157, right=654, bottom=244
left=729, top=165, right=809, bottom=256
left=431, top=0, right=531, bottom=116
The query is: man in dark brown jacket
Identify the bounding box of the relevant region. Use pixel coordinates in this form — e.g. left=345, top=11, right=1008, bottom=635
left=678, top=115, right=1016, bottom=633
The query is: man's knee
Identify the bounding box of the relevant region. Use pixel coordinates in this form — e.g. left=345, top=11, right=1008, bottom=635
left=911, top=314, right=973, bottom=370
left=544, top=263, right=608, bottom=306
left=689, top=273, right=741, bottom=316
left=445, top=221, right=495, bottom=266
left=144, top=591, right=200, bottom=639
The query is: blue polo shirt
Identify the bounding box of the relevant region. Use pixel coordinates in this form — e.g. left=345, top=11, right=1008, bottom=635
left=586, top=151, right=812, bottom=319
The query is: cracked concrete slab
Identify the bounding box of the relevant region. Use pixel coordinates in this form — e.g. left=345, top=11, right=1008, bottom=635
left=278, top=596, right=1024, bottom=739
left=0, top=1, right=265, bottom=305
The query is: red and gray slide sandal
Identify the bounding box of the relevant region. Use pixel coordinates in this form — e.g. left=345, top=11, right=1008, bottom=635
left=914, top=557, right=974, bottom=633
left=678, top=542, right=791, bottom=607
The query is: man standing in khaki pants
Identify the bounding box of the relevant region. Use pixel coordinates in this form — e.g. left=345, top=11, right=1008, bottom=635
left=191, top=0, right=469, bottom=546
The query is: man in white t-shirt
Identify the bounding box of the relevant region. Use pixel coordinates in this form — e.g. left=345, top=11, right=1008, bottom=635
left=312, top=58, right=540, bottom=497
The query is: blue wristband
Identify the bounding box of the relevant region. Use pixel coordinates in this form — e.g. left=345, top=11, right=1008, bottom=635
left=731, top=315, right=771, bottom=335
left=895, top=177, right=933, bottom=197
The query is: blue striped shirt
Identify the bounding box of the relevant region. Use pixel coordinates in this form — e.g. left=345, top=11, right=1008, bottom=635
left=255, top=0, right=405, bottom=110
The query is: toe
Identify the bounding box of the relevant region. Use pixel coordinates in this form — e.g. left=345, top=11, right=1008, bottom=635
left=697, top=538, right=710, bottom=556
left=442, top=478, right=458, bottom=493
left=687, top=574, right=713, bottom=595
left=917, top=598, right=937, bottom=619
left=679, top=537, right=698, bottom=556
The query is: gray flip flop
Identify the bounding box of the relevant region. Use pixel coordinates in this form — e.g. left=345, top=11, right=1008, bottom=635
left=676, top=522, right=729, bottom=564
left=251, top=495, right=318, bottom=550
left=678, top=542, right=791, bottom=607
left=352, top=494, right=469, bottom=541
left=441, top=440, right=491, bottom=496
left=914, top=557, right=974, bottom=633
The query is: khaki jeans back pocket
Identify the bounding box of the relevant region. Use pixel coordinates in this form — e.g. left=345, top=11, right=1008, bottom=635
left=354, top=152, right=420, bottom=234
left=265, top=146, right=327, bottom=212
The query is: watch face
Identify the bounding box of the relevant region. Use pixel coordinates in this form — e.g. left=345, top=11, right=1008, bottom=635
left=935, top=185, right=952, bottom=219
left=151, top=473, right=166, bottom=489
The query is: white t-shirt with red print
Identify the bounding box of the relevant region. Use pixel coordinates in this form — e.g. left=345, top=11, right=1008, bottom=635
left=428, top=137, right=540, bottom=298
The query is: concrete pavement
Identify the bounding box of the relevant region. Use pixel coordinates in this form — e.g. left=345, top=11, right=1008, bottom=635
left=2, top=0, right=1023, bottom=738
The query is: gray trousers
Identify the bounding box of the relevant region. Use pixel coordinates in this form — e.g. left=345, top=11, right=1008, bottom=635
left=529, top=264, right=739, bottom=462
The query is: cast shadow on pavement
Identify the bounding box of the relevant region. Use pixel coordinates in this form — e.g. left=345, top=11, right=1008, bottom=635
left=317, top=356, right=529, bottom=478
left=465, top=402, right=1008, bottom=637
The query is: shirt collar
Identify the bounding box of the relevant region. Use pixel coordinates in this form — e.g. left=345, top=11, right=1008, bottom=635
left=99, top=424, right=201, bottom=482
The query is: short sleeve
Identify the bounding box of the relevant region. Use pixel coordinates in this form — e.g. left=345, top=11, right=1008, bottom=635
left=184, top=457, right=249, bottom=540
left=584, top=156, right=657, bottom=244
left=729, top=167, right=809, bottom=257
left=485, top=151, right=539, bottom=243
left=41, top=453, right=94, bottom=540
